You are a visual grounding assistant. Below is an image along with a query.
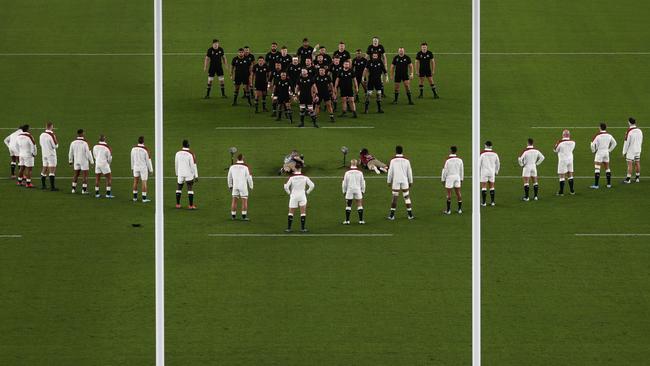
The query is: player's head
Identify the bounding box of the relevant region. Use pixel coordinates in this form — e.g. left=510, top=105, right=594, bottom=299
left=350, top=159, right=358, bottom=168
left=421, top=42, right=428, bottom=52
left=562, top=129, right=570, bottom=138
left=319, top=46, right=326, bottom=54
left=318, top=67, right=326, bottom=75
left=237, top=48, right=244, bottom=57
left=46, top=121, right=54, bottom=129
left=274, top=62, right=282, bottom=70
left=355, top=49, right=362, bottom=57
left=212, top=39, right=219, bottom=48
left=257, top=56, right=264, bottom=65
left=333, top=56, right=340, bottom=65
left=182, top=139, right=189, bottom=148
left=77, top=128, right=84, bottom=136
left=600, top=122, right=607, bottom=131
left=527, top=138, right=534, bottom=146
left=292, top=57, right=299, bottom=65
left=372, top=37, right=379, bottom=46
left=398, top=47, right=405, bottom=55
left=21, top=124, right=30, bottom=132
left=280, top=71, right=287, bottom=80
left=281, top=46, right=288, bottom=55
left=343, top=60, right=350, bottom=69
left=484, top=140, right=493, bottom=149
left=99, top=134, right=106, bottom=142
left=371, top=52, right=379, bottom=60
left=338, top=42, right=345, bottom=51
left=302, top=38, right=309, bottom=47
left=237, top=153, right=243, bottom=162
left=305, top=58, right=312, bottom=66
left=316, top=54, right=324, bottom=62
left=395, top=145, right=403, bottom=154
left=243, top=46, right=250, bottom=54
left=138, top=136, right=145, bottom=144
left=360, top=148, right=369, bottom=155
left=628, top=117, right=636, bottom=126
left=301, top=68, right=308, bottom=77
left=450, top=145, right=457, bottom=154
left=271, top=42, right=278, bottom=51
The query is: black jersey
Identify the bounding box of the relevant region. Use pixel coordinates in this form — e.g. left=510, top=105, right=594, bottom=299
left=270, top=69, right=283, bottom=85
left=333, top=50, right=351, bottom=63
left=231, top=56, right=250, bottom=76
left=330, top=64, right=342, bottom=83
left=315, top=53, right=332, bottom=65
left=314, top=59, right=329, bottom=72
left=416, top=50, right=434, bottom=71
left=206, top=47, right=224, bottom=66
left=296, top=46, right=314, bottom=65
left=243, top=54, right=255, bottom=68
left=392, top=54, right=412, bottom=73
left=337, top=68, right=355, bottom=88
left=366, top=44, right=385, bottom=58
left=304, top=66, right=316, bottom=80
left=366, top=59, right=386, bottom=81
left=297, top=76, right=314, bottom=94
left=275, top=79, right=292, bottom=97
left=278, top=54, right=292, bottom=70
left=252, top=64, right=269, bottom=81
left=352, top=57, right=367, bottom=76
left=265, top=51, right=281, bottom=67
left=314, top=74, right=332, bottom=95
left=287, top=64, right=302, bottom=84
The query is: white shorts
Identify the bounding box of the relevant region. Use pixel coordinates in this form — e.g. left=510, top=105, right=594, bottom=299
left=522, top=165, right=537, bottom=177
left=594, top=151, right=610, bottom=163
left=625, top=151, right=641, bottom=161
left=177, top=175, right=195, bottom=184
left=42, top=154, right=57, bottom=167
left=232, top=186, right=249, bottom=198
left=19, top=156, right=34, bottom=168
left=134, top=169, right=149, bottom=181
left=557, top=159, right=574, bottom=174
left=95, top=163, right=111, bottom=174
left=345, top=190, right=363, bottom=200
left=73, top=162, right=90, bottom=171
left=289, top=194, right=307, bottom=208
left=445, top=175, right=462, bottom=189
left=8, top=148, right=18, bottom=157
left=391, top=182, right=410, bottom=191
left=480, top=173, right=495, bottom=183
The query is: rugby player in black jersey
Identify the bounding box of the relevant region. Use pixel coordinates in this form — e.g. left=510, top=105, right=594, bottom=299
left=352, top=49, right=368, bottom=102
left=230, top=48, right=252, bottom=106
left=333, top=42, right=351, bottom=64
left=295, top=69, right=319, bottom=128
left=314, top=67, right=335, bottom=122
left=242, top=46, right=255, bottom=102
left=363, top=52, right=386, bottom=113
left=415, top=42, right=439, bottom=99
left=265, top=42, right=282, bottom=68
left=278, top=46, right=292, bottom=70
left=269, top=62, right=283, bottom=117
left=251, top=57, right=270, bottom=113
left=334, top=60, right=358, bottom=118
left=287, top=57, right=302, bottom=89
left=390, top=47, right=414, bottom=105
left=296, top=38, right=313, bottom=66
left=330, top=56, right=343, bottom=111
left=272, top=72, right=294, bottom=123
left=203, top=39, right=228, bottom=98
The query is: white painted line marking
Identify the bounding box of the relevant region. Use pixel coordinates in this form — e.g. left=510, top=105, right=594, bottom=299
left=209, top=233, right=394, bottom=237
left=0, top=175, right=630, bottom=180
left=2, top=52, right=649, bottom=57
left=0, top=234, right=22, bottom=238
left=531, top=126, right=647, bottom=129
left=215, top=126, right=374, bottom=130
left=575, top=233, right=650, bottom=237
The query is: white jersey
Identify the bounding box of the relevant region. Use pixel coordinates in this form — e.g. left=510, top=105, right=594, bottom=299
left=39, top=130, right=58, bottom=157
left=68, top=137, right=94, bottom=165
left=623, top=126, right=643, bottom=155
left=387, top=154, right=413, bottom=184
left=590, top=132, right=617, bottom=153
left=14, top=133, right=37, bottom=158
left=441, top=154, right=464, bottom=181
left=518, top=146, right=545, bottom=167
left=342, top=168, right=366, bottom=194
left=92, top=142, right=113, bottom=166
left=130, top=144, right=153, bottom=172
left=227, top=162, right=254, bottom=189
left=4, top=129, right=22, bottom=155
left=479, top=149, right=500, bottom=177
left=175, top=148, right=198, bottom=178
left=284, top=173, right=315, bottom=196
left=554, top=138, right=575, bottom=161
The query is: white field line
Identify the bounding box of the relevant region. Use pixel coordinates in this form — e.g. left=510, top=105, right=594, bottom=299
left=0, top=175, right=631, bottom=180
left=532, top=126, right=648, bottom=129
left=215, top=126, right=374, bottom=130
left=0, top=234, right=22, bottom=238
left=574, top=233, right=650, bottom=237
left=0, top=127, right=55, bottom=130
left=209, top=233, right=393, bottom=237
left=2, top=52, right=650, bottom=57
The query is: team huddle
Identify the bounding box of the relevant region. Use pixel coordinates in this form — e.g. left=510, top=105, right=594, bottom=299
left=203, top=37, right=439, bottom=127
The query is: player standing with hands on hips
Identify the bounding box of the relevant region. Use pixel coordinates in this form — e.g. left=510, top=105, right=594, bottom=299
left=441, top=146, right=464, bottom=214
left=284, top=163, right=315, bottom=233
left=227, top=154, right=254, bottom=220
left=590, top=123, right=617, bottom=189
left=518, top=138, right=545, bottom=201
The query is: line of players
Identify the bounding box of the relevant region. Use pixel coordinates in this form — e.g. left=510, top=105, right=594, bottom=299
left=4, top=123, right=154, bottom=202
left=204, top=37, right=439, bottom=127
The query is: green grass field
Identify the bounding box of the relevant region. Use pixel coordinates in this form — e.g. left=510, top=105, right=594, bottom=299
left=0, top=1, right=155, bottom=365
left=482, top=1, right=650, bottom=364
left=163, top=0, right=472, bottom=364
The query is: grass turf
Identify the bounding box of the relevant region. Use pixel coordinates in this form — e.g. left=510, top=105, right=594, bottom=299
left=163, top=0, right=472, bottom=364
left=482, top=0, right=650, bottom=364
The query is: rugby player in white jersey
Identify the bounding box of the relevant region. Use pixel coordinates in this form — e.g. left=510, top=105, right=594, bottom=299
left=387, top=145, right=414, bottom=220
left=68, top=129, right=94, bottom=194
left=553, top=129, right=576, bottom=196
left=590, top=123, right=617, bottom=189
left=4, top=125, right=23, bottom=179
left=342, top=159, right=366, bottom=224
left=441, top=146, right=464, bottom=214
left=130, top=136, right=154, bottom=202
left=622, top=117, right=643, bottom=183
left=227, top=154, right=254, bottom=220
left=92, top=135, right=114, bottom=198
left=14, top=125, right=37, bottom=188
left=175, top=139, right=198, bottom=209
left=284, top=162, right=315, bottom=232
left=518, top=138, right=545, bottom=201
left=39, top=122, right=59, bottom=190
left=478, top=141, right=499, bottom=206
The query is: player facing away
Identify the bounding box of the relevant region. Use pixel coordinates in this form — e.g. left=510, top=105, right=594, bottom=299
left=284, top=163, right=315, bottom=232
left=130, top=136, right=154, bottom=202
left=296, top=69, right=319, bottom=128
left=204, top=39, right=228, bottom=99
left=387, top=145, right=414, bottom=220
left=441, top=146, right=464, bottom=214
left=334, top=60, right=358, bottom=118
left=4, top=125, right=23, bottom=178
left=479, top=141, right=500, bottom=206
left=391, top=48, right=414, bottom=105
left=92, top=135, right=114, bottom=198
left=590, top=123, right=617, bottom=189
left=342, top=159, right=366, bottom=225
left=39, top=122, right=58, bottom=190
left=68, top=129, right=94, bottom=194
left=251, top=57, right=269, bottom=113
left=175, top=140, right=199, bottom=209
left=14, top=125, right=37, bottom=188
left=363, top=52, right=387, bottom=113
left=415, top=42, right=439, bottom=99
left=622, top=117, right=643, bottom=183
left=230, top=48, right=252, bottom=106
left=314, top=67, right=335, bottom=122
left=272, top=72, right=294, bottom=123
left=227, top=154, right=254, bottom=220
left=518, top=138, right=545, bottom=201
left=553, top=129, right=576, bottom=196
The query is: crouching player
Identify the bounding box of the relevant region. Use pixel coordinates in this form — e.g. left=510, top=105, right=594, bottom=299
left=92, top=135, right=114, bottom=198
left=342, top=159, right=366, bottom=224
left=284, top=163, right=315, bottom=232
left=518, top=138, right=545, bottom=201
left=590, top=123, right=617, bottom=189
left=479, top=141, right=499, bottom=206
left=553, top=130, right=575, bottom=196
left=441, top=146, right=464, bottom=214
left=14, top=125, right=37, bottom=188
left=227, top=154, right=254, bottom=220
left=622, top=117, right=643, bottom=183
left=131, top=136, right=154, bottom=202
left=69, top=129, right=94, bottom=194
left=175, top=140, right=198, bottom=209
left=387, top=145, right=414, bottom=220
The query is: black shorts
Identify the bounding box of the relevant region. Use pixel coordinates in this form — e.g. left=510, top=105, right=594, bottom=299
left=317, top=91, right=331, bottom=101
left=299, top=94, right=313, bottom=105
left=355, top=74, right=364, bottom=84
left=234, top=75, right=249, bottom=85
left=340, top=85, right=354, bottom=97
left=367, top=79, right=383, bottom=91
left=418, top=69, right=432, bottom=77
left=394, top=72, right=410, bottom=83
left=277, top=95, right=290, bottom=103
left=209, top=64, right=224, bottom=77
left=255, top=80, right=267, bottom=92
